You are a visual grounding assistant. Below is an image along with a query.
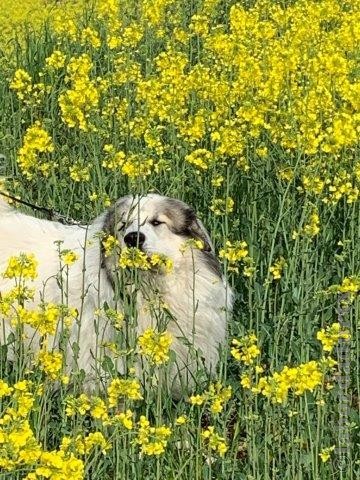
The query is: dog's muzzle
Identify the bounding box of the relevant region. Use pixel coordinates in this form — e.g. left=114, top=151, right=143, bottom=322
left=124, top=231, right=146, bottom=249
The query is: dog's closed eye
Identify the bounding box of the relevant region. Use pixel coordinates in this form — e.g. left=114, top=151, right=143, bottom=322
left=118, top=222, right=126, bottom=232
left=150, top=219, right=164, bottom=227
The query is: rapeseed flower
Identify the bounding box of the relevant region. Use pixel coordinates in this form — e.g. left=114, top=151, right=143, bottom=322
left=319, top=445, right=335, bottom=463
left=189, top=382, right=232, bottom=414
left=219, top=240, right=250, bottom=273
left=45, top=50, right=67, bottom=70
left=17, top=123, right=54, bottom=179
left=107, top=378, right=143, bottom=406
left=317, top=323, right=351, bottom=352
left=3, top=253, right=38, bottom=280
left=250, top=361, right=326, bottom=404
left=231, top=334, right=261, bottom=365
left=269, top=257, right=287, bottom=280
left=59, top=54, right=99, bottom=131
left=60, top=250, right=79, bottom=266
left=138, top=328, right=172, bottom=365
left=201, top=426, right=228, bottom=457
left=119, top=247, right=173, bottom=273
left=136, top=415, right=172, bottom=456
left=36, top=350, right=63, bottom=380
left=210, top=197, right=234, bottom=216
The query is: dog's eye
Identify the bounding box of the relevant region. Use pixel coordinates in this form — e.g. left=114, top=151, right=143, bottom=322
left=150, top=219, right=164, bottom=227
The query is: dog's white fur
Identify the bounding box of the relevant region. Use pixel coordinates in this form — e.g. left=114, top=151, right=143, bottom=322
left=0, top=194, right=232, bottom=395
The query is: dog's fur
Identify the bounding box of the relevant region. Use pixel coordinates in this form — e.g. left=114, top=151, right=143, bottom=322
left=0, top=194, right=232, bottom=395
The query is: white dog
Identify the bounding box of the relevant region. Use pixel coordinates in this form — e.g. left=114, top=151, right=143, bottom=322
left=0, top=194, right=233, bottom=395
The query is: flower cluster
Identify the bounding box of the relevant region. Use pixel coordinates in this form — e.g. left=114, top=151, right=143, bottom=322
left=219, top=240, right=254, bottom=275
left=58, top=54, right=99, bottom=131
left=10, top=69, right=49, bottom=106
left=246, top=360, right=326, bottom=404
left=0, top=379, right=84, bottom=478
left=17, top=122, right=54, bottom=179
left=328, top=276, right=360, bottom=302
left=136, top=415, right=172, bottom=456
left=107, top=378, right=143, bottom=407
left=201, top=426, right=228, bottom=457
left=293, top=209, right=321, bottom=239
left=3, top=253, right=38, bottom=280
left=10, top=303, right=76, bottom=336
left=119, top=247, right=173, bottom=273
left=210, top=197, right=234, bottom=216
left=317, top=322, right=351, bottom=352
left=60, top=249, right=79, bottom=266
left=36, top=349, right=64, bottom=381
left=138, top=328, right=173, bottom=365
left=231, top=334, right=261, bottom=365
left=45, top=50, right=67, bottom=70
left=269, top=257, right=287, bottom=281
left=189, top=382, right=232, bottom=414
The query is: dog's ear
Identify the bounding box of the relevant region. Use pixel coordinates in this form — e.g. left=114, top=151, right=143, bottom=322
left=102, top=196, right=131, bottom=235
left=185, top=211, right=213, bottom=253
left=163, top=198, right=214, bottom=253
left=183, top=207, right=223, bottom=277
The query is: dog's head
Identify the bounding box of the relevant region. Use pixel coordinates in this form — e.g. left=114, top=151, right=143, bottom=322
left=101, top=194, right=221, bottom=276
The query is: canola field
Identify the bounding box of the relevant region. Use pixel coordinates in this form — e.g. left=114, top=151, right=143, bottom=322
left=0, top=0, right=359, bottom=478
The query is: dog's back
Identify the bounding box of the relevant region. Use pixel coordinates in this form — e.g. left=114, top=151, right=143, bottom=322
left=0, top=200, right=85, bottom=299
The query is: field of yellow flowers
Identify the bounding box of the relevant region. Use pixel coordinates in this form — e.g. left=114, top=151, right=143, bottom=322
left=0, top=0, right=359, bottom=478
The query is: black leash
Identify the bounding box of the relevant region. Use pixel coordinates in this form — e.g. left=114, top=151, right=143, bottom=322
left=0, top=191, right=82, bottom=226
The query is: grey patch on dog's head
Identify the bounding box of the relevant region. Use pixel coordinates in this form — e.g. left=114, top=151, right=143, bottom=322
left=102, top=195, right=132, bottom=236
left=162, top=198, right=222, bottom=278
left=162, top=198, right=212, bottom=250
left=100, top=195, right=132, bottom=288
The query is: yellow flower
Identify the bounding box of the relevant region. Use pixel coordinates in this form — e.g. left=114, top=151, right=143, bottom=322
left=36, top=350, right=63, bottom=380
left=148, top=253, right=174, bottom=273
left=269, top=256, right=287, bottom=280
left=3, top=253, right=38, bottom=280
left=189, top=383, right=232, bottom=414
left=248, top=359, right=331, bottom=404
left=319, top=445, right=335, bottom=463
left=45, top=50, right=66, bottom=70
left=13, top=303, right=75, bottom=336
left=118, top=248, right=173, bottom=273
left=104, top=409, right=134, bottom=429
left=80, top=27, right=101, bottom=48
left=138, top=328, right=172, bottom=365
left=231, top=334, right=261, bottom=365
left=0, top=380, right=13, bottom=397
left=136, top=415, right=172, bottom=456
left=201, top=426, right=228, bottom=457
left=185, top=149, right=213, bottom=171
left=83, top=432, right=111, bottom=454
left=119, top=247, right=149, bottom=270
left=175, top=415, right=188, bottom=425
left=58, top=54, right=99, bottom=131
left=89, top=397, right=108, bottom=421
left=317, top=323, right=351, bottom=353
left=9, top=69, right=32, bottom=98
left=210, top=197, right=234, bottom=215
left=17, top=122, right=54, bottom=179
left=65, top=394, right=91, bottom=416
left=180, top=238, right=205, bottom=253
left=189, top=394, right=205, bottom=406
left=220, top=241, right=248, bottom=263
left=60, top=250, right=79, bottom=266
left=102, top=235, right=120, bottom=257
left=69, top=164, right=90, bottom=182
left=107, top=378, right=143, bottom=407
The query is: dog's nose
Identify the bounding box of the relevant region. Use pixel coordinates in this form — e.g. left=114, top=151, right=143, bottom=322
left=124, top=231, right=146, bottom=248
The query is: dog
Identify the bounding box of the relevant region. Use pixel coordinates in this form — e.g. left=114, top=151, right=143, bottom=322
left=0, top=194, right=233, bottom=396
